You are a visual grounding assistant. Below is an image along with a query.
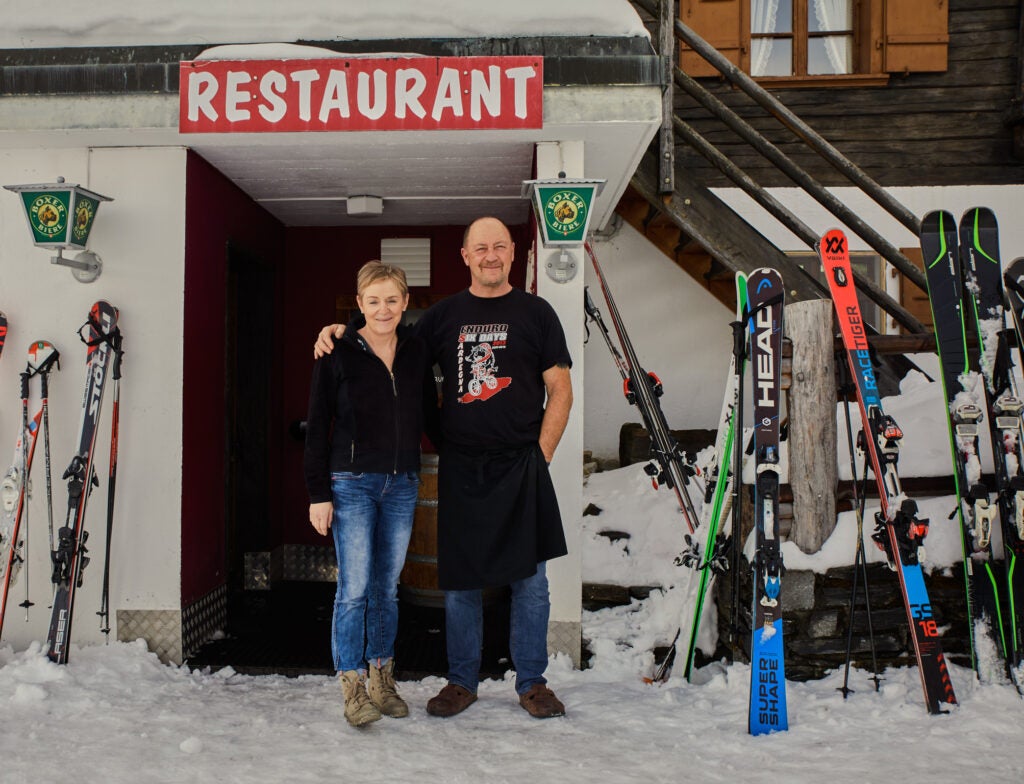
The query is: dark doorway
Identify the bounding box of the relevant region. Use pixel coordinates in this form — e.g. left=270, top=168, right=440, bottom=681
left=188, top=583, right=512, bottom=679
left=188, top=230, right=516, bottom=679
left=223, top=242, right=274, bottom=597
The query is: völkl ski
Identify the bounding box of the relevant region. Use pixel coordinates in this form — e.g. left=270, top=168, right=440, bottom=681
left=823, top=228, right=957, bottom=714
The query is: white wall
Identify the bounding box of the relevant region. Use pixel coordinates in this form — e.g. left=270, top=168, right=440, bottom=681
left=714, top=184, right=1024, bottom=335
left=712, top=184, right=1024, bottom=258
left=0, top=146, right=186, bottom=653
left=582, top=222, right=735, bottom=460
left=581, top=184, right=1024, bottom=461
left=533, top=142, right=585, bottom=637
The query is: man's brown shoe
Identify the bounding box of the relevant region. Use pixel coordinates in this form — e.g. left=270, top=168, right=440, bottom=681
left=518, top=684, right=565, bottom=719
left=426, top=684, right=477, bottom=717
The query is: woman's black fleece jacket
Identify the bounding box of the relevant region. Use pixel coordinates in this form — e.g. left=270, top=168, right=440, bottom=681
left=303, top=323, right=439, bottom=504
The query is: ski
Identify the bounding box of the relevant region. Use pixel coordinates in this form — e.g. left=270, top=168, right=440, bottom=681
left=962, top=206, right=1024, bottom=687
left=746, top=267, right=787, bottom=735
left=0, top=342, right=60, bottom=637
left=46, top=302, right=121, bottom=664
left=1003, top=257, right=1024, bottom=353
left=677, top=271, right=748, bottom=682
left=1001, top=255, right=1024, bottom=685
left=583, top=243, right=701, bottom=534
left=824, top=227, right=957, bottom=714
left=920, top=209, right=1007, bottom=685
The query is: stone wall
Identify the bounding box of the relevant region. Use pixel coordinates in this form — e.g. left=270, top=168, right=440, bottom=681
left=713, top=561, right=972, bottom=681
left=600, top=434, right=976, bottom=682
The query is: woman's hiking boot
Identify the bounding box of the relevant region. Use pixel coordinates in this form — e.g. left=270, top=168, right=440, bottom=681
left=367, top=660, right=409, bottom=718
left=339, top=670, right=382, bottom=727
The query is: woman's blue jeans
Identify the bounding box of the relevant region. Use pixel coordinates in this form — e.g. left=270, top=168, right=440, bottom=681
left=329, top=470, right=418, bottom=673
left=444, top=562, right=550, bottom=695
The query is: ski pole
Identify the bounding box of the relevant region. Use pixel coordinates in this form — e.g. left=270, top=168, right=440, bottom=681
left=837, top=355, right=881, bottom=696
left=18, top=368, right=33, bottom=621
left=728, top=311, right=748, bottom=655
left=583, top=286, right=629, bottom=380
left=39, top=350, right=58, bottom=560
left=98, top=331, right=123, bottom=639
left=28, top=344, right=60, bottom=620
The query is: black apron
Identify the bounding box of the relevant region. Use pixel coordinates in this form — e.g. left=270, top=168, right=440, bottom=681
left=436, top=443, right=567, bottom=591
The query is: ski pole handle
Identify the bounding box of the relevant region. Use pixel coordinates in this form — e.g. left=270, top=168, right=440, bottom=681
left=583, top=286, right=600, bottom=320
left=584, top=287, right=615, bottom=343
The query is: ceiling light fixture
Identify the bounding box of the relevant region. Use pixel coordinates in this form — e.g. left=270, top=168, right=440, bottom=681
left=346, top=195, right=383, bottom=217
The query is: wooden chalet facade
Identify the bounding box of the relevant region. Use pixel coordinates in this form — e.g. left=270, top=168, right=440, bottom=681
left=610, top=0, right=1024, bottom=676
left=674, top=0, right=1022, bottom=186
left=625, top=0, right=1024, bottom=331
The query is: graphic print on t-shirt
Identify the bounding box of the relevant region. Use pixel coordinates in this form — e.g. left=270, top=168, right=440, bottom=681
left=457, top=322, right=513, bottom=403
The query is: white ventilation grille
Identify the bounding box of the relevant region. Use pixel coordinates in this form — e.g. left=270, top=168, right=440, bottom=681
left=380, top=237, right=431, bottom=287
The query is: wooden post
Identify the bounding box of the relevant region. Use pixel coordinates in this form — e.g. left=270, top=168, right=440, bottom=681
left=786, top=300, right=837, bottom=554
left=657, top=0, right=675, bottom=193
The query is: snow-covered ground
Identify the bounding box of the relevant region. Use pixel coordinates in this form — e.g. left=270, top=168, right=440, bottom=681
left=2, top=372, right=1023, bottom=783
left=1, top=639, right=1022, bottom=784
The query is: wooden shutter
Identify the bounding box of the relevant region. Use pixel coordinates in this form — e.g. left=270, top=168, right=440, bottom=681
left=884, top=0, right=949, bottom=73
left=678, top=0, right=744, bottom=78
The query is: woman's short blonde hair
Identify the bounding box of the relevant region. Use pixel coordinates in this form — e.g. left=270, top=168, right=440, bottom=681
left=356, top=260, right=409, bottom=297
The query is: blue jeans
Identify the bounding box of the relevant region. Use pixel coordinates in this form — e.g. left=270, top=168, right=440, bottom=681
left=444, top=562, right=550, bottom=695
left=329, top=470, right=418, bottom=673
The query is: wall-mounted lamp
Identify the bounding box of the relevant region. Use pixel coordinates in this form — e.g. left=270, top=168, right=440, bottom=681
left=3, top=177, right=113, bottom=283
left=521, top=174, right=605, bottom=283
left=347, top=195, right=383, bottom=217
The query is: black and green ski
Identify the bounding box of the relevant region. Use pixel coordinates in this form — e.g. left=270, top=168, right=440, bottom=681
left=961, top=206, right=1024, bottom=690
left=920, top=209, right=1007, bottom=685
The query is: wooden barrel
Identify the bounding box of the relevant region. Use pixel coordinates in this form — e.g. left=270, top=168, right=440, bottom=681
left=399, top=453, right=443, bottom=607
left=398, top=453, right=509, bottom=608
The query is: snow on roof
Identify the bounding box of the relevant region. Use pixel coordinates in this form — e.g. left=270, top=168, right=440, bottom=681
left=0, top=1, right=649, bottom=49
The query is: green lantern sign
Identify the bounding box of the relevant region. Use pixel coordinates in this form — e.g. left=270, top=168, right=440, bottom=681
left=4, top=179, right=111, bottom=250
left=4, top=178, right=113, bottom=282
left=522, top=177, right=606, bottom=247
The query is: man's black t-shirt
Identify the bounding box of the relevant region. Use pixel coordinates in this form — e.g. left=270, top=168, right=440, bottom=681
left=415, top=287, right=572, bottom=449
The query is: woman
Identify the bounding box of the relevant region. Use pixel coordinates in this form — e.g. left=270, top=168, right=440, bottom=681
left=304, top=260, right=436, bottom=727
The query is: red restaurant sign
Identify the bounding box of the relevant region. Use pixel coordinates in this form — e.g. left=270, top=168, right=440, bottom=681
left=179, top=56, right=543, bottom=133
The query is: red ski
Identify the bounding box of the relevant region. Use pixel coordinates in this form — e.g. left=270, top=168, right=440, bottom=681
left=821, top=228, right=957, bottom=714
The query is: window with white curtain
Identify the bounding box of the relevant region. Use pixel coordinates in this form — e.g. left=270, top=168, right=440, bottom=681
left=751, top=0, right=789, bottom=77
left=809, top=0, right=853, bottom=75
left=750, top=0, right=853, bottom=78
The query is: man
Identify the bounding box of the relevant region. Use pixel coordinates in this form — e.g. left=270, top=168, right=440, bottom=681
left=315, top=216, right=573, bottom=719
